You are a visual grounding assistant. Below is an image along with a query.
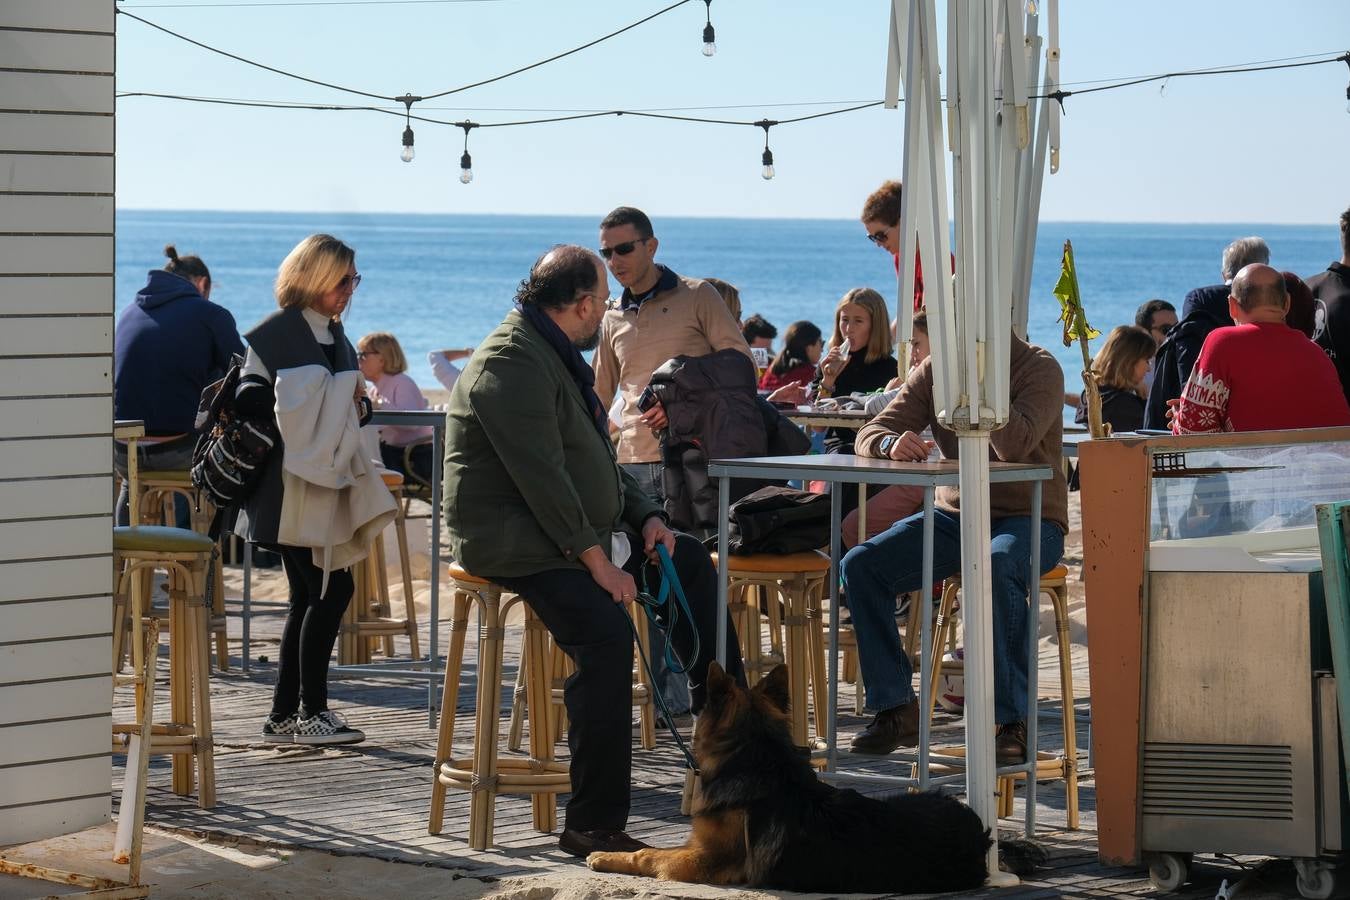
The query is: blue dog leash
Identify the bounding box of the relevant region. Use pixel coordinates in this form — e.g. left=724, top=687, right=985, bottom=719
left=624, top=542, right=701, bottom=773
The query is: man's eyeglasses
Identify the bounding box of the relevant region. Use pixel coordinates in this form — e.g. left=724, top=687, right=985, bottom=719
left=599, top=239, right=649, bottom=260
left=867, top=228, right=891, bottom=247
left=337, top=273, right=362, bottom=291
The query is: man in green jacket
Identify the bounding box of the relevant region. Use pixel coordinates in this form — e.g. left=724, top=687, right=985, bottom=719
left=443, top=244, right=745, bottom=859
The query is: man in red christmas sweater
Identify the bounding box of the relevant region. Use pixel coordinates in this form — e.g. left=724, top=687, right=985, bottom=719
left=1172, top=263, right=1350, bottom=434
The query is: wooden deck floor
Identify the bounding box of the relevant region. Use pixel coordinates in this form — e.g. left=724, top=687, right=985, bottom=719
left=107, top=579, right=1264, bottom=898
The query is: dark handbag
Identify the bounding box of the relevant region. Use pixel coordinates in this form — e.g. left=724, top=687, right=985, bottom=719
left=190, top=355, right=279, bottom=531
left=719, top=485, right=831, bottom=555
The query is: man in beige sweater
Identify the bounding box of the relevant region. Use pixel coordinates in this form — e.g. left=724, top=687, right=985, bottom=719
left=842, top=334, right=1068, bottom=764
left=593, top=206, right=752, bottom=501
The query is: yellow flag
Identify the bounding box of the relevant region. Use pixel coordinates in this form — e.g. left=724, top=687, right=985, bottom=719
left=1052, top=239, right=1100, bottom=347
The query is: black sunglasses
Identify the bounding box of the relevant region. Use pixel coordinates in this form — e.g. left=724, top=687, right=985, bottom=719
left=356, top=350, right=378, bottom=359
left=599, top=238, right=649, bottom=260
left=867, top=228, right=890, bottom=247
left=337, top=272, right=362, bottom=291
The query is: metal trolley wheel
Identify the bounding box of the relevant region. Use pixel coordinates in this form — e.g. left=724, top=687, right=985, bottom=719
left=1146, top=851, right=1192, bottom=892
left=1294, top=859, right=1336, bottom=900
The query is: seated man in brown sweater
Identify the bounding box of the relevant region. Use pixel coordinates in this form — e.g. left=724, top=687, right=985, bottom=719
left=841, top=334, right=1069, bottom=764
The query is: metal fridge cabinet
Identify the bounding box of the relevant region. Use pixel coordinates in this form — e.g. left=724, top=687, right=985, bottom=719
left=1079, top=428, right=1350, bottom=898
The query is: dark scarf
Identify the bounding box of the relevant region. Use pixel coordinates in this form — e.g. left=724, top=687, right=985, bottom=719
left=515, top=301, right=609, bottom=439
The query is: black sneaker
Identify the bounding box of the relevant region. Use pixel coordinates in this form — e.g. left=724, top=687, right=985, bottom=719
left=295, top=709, right=365, bottom=746
left=261, top=712, right=299, bottom=743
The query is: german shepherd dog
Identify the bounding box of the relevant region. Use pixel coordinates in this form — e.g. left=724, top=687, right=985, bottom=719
left=588, top=662, right=993, bottom=893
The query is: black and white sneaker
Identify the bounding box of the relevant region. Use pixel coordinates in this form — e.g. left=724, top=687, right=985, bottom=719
left=295, top=709, right=365, bottom=746
left=261, top=712, right=299, bottom=743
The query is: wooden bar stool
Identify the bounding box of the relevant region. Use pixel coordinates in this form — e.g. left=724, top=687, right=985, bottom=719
left=111, top=524, right=217, bottom=809
left=340, top=471, right=419, bottom=663
left=134, top=471, right=229, bottom=671
left=506, top=602, right=657, bottom=753
left=716, top=550, right=830, bottom=748
left=428, top=563, right=568, bottom=850
left=919, top=563, right=1079, bottom=828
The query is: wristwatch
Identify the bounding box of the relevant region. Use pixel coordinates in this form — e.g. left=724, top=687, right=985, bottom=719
left=878, top=433, right=899, bottom=457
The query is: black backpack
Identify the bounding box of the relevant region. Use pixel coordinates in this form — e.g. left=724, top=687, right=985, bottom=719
left=190, top=355, right=278, bottom=528
left=717, top=486, right=831, bottom=555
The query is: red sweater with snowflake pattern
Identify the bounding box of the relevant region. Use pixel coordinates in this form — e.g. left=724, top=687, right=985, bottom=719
left=1172, top=322, right=1350, bottom=434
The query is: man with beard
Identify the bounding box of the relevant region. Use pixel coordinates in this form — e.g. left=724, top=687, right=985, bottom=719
left=442, top=244, right=745, bottom=859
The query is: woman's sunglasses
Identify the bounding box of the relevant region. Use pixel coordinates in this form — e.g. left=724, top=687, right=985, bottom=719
left=599, top=239, right=648, bottom=261
left=337, top=273, right=363, bottom=291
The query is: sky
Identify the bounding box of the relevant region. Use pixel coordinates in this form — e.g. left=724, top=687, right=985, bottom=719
left=113, top=0, right=1350, bottom=223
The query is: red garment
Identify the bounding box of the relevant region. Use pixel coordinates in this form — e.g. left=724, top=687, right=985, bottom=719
left=892, top=249, right=955, bottom=312
left=760, top=362, right=815, bottom=391
left=1172, top=322, right=1350, bottom=434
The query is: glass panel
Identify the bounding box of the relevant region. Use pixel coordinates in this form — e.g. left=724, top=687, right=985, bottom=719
left=1148, top=440, right=1350, bottom=542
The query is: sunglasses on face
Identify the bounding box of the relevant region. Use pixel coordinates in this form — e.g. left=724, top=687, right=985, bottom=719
left=356, top=351, right=378, bottom=359
left=337, top=273, right=362, bottom=291
left=1153, top=323, right=1174, bottom=337
left=599, top=238, right=648, bottom=261
left=867, top=228, right=890, bottom=247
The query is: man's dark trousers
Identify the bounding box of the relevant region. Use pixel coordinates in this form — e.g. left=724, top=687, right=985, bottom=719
left=493, top=532, right=744, bottom=832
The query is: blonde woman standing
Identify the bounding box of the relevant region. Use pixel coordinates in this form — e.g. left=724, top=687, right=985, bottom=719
left=236, top=234, right=396, bottom=746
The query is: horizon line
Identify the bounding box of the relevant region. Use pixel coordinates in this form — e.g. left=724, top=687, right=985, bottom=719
left=114, top=206, right=1332, bottom=228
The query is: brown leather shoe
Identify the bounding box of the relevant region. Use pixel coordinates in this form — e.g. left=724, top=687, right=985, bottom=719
left=558, top=828, right=650, bottom=858
left=996, top=720, right=1027, bottom=765
left=849, top=701, right=920, bottom=755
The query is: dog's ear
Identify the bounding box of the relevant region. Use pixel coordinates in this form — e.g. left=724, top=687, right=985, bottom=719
left=706, top=660, right=730, bottom=693
left=754, top=663, right=791, bottom=714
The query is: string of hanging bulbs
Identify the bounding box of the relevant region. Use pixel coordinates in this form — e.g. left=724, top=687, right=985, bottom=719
left=114, top=0, right=1350, bottom=185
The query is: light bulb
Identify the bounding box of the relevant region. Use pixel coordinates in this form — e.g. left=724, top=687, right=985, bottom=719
left=702, top=23, right=716, bottom=57
left=1024, top=0, right=1037, bottom=15
left=761, top=148, right=774, bottom=180
left=459, top=151, right=474, bottom=184
left=400, top=126, right=415, bottom=163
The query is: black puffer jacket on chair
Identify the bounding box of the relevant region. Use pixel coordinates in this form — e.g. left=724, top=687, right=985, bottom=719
left=646, top=349, right=810, bottom=531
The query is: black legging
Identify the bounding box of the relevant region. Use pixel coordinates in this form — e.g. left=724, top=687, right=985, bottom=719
left=271, top=545, right=354, bottom=718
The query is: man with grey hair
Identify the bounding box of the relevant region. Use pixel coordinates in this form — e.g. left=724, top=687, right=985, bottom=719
left=1143, top=236, right=1271, bottom=429
left=1172, top=263, right=1349, bottom=433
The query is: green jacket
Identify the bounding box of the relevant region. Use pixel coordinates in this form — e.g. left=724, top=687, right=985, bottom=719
left=443, top=310, right=663, bottom=578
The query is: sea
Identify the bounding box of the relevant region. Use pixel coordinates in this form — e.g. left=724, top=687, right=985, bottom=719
left=114, top=210, right=1339, bottom=393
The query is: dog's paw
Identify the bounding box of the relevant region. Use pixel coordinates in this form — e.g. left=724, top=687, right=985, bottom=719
left=587, top=851, right=621, bottom=872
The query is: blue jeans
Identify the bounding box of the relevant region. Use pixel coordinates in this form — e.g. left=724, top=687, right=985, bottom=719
left=113, top=436, right=195, bottom=528
left=620, top=461, right=692, bottom=715
left=840, top=508, right=1064, bottom=724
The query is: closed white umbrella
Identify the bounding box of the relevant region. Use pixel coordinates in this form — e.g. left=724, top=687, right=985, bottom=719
left=887, top=0, right=1056, bottom=882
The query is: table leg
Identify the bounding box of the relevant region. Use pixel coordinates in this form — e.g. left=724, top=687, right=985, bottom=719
left=827, top=484, right=842, bottom=771
left=918, top=487, right=935, bottom=788
left=241, top=539, right=252, bottom=673
left=1025, top=480, right=1043, bottom=835
left=429, top=423, right=444, bottom=728
left=716, top=475, right=729, bottom=667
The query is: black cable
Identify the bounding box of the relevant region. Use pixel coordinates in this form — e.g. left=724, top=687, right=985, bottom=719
left=115, top=9, right=391, bottom=100
left=1040, top=52, right=1350, bottom=103
left=119, top=0, right=500, bottom=7
left=116, top=1, right=695, bottom=104
left=421, top=0, right=694, bottom=100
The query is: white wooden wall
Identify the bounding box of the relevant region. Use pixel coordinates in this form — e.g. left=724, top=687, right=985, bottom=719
left=0, top=0, right=116, bottom=845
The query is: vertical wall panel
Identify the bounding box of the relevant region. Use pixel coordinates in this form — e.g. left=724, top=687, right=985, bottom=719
left=0, top=5, right=116, bottom=843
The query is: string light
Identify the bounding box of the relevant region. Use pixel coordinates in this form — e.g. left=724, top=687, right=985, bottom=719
left=397, top=93, right=419, bottom=162
left=1344, top=55, right=1350, bottom=114
left=755, top=119, right=775, bottom=180
left=458, top=121, right=477, bottom=183
left=701, top=0, right=716, bottom=57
